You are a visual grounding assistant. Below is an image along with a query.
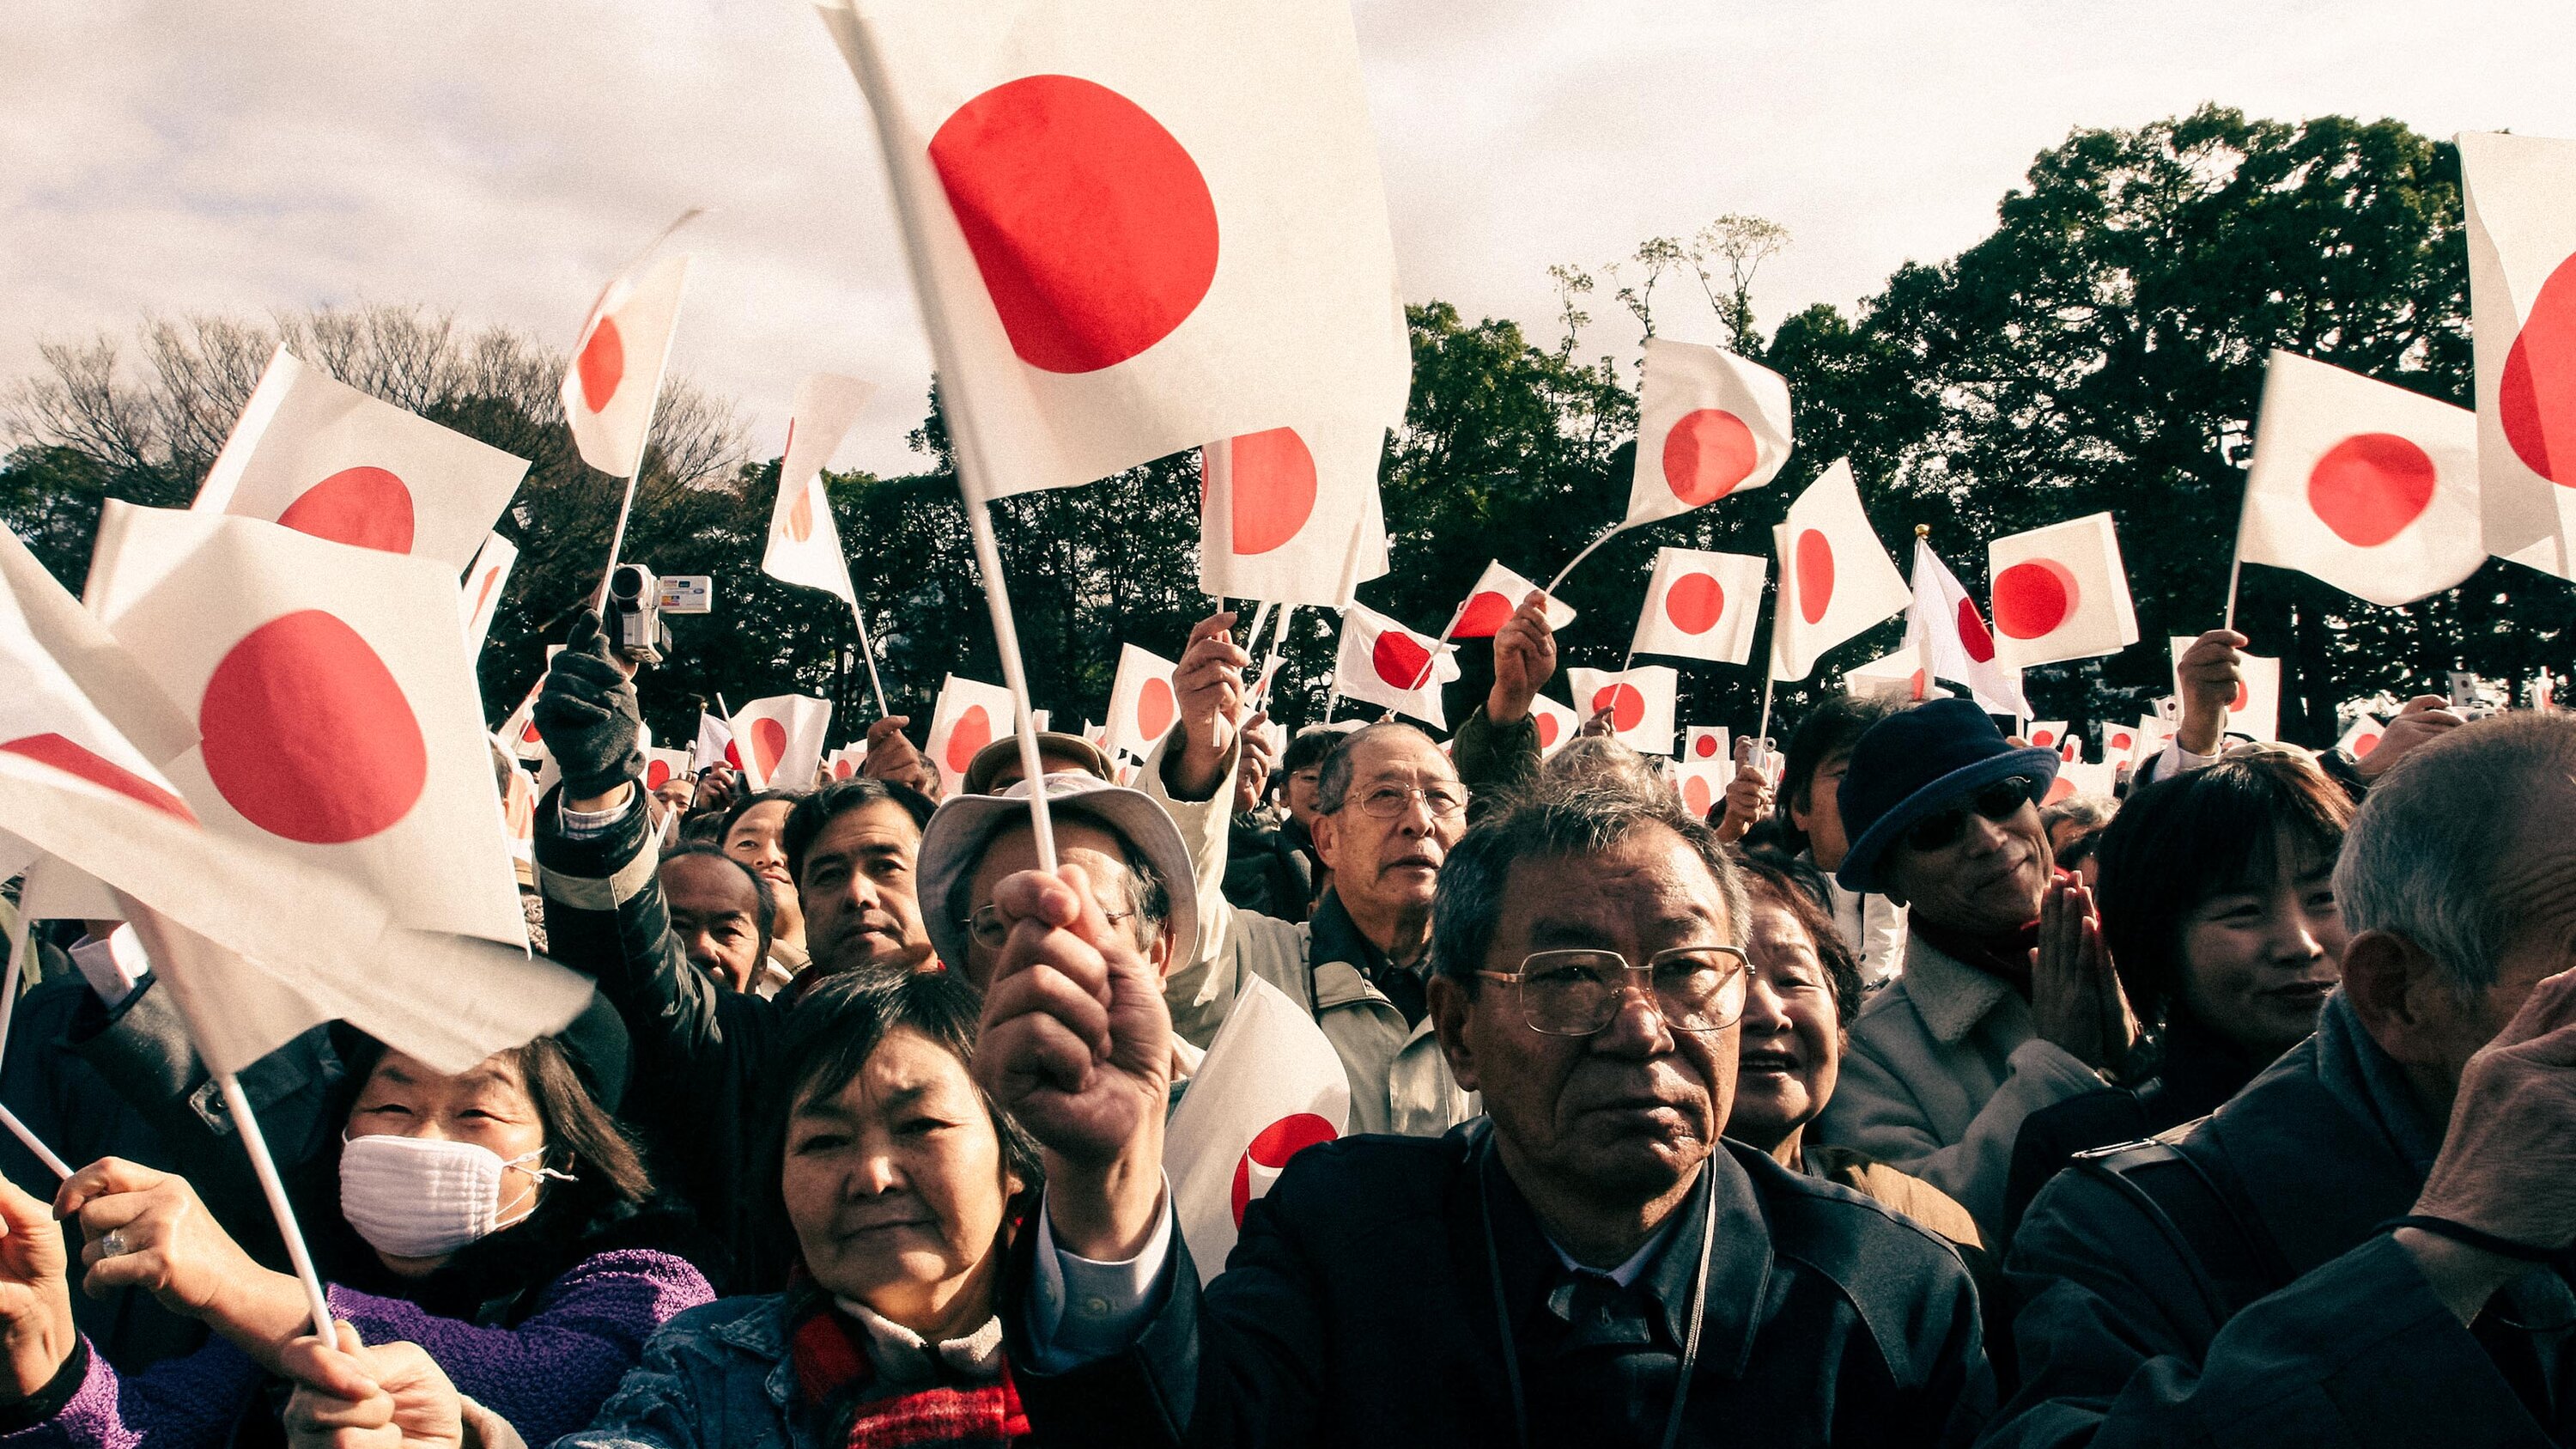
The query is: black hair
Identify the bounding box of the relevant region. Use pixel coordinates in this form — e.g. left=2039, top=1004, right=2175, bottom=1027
left=717, top=789, right=805, bottom=849
left=659, top=843, right=777, bottom=959
left=781, top=777, right=937, bottom=885
left=1734, top=854, right=1865, bottom=1027
left=1775, top=693, right=1905, bottom=855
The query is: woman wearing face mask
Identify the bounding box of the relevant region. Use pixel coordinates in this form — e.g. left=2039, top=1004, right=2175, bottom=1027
left=2001, top=749, right=2354, bottom=1239
left=0, top=996, right=713, bottom=1447
left=276, top=969, right=1041, bottom=1449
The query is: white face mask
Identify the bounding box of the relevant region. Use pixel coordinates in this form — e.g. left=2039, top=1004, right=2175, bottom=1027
left=338, top=1134, right=571, bottom=1259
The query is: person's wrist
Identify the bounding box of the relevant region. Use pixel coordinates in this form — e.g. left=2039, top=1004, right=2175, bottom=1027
left=567, top=780, right=637, bottom=815
left=2395, top=1226, right=2523, bottom=1325
left=1045, top=1137, right=1165, bottom=1261
left=1485, top=684, right=1532, bottom=728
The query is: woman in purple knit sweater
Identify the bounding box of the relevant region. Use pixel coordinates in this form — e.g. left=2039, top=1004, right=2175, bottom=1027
left=0, top=997, right=713, bottom=1447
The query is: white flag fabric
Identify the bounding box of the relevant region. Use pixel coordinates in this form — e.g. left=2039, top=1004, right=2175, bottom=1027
left=2044, top=760, right=2117, bottom=807
left=824, top=743, right=868, bottom=781
left=1328, top=605, right=1459, bottom=728
left=499, top=758, right=537, bottom=871
left=459, top=533, right=518, bottom=656
left=1528, top=694, right=1580, bottom=760
left=1200, top=410, right=1400, bottom=607
left=1988, top=513, right=2141, bottom=669
left=1443, top=560, right=1575, bottom=641
left=1673, top=748, right=1730, bottom=821
left=1769, top=461, right=1910, bottom=682
left=813, top=0, right=1405, bottom=501
left=1681, top=726, right=1733, bottom=772
left=1625, top=338, right=1794, bottom=530
left=1162, top=975, right=1348, bottom=1284
left=1629, top=547, right=1765, bottom=666
left=195, top=348, right=530, bottom=571
left=1103, top=644, right=1181, bottom=760
left=2461, top=131, right=2576, bottom=581
left=693, top=710, right=735, bottom=772
left=2238, top=350, right=2485, bottom=606
left=562, top=253, right=692, bottom=478
left=2025, top=721, right=2069, bottom=752
left=2168, top=638, right=2283, bottom=744
left=1905, top=539, right=2029, bottom=717
left=2336, top=715, right=2385, bottom=761
left=927, top=675, right=1018, bottom=796
left=1566, top=666, right=1680, bottom=757
left=643, top=748, right=694, bottom=794
left=731, top=695, right=833, bottom=792
left=2119, top=715, right=2172, bottom=771
left=1844, top=647, right=1950, bottom=703
left=762, top=374, right=877, bottom=606
left=86, top=505, right=526, bottom=947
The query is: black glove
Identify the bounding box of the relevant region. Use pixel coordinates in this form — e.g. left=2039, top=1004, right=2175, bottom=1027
left=532, top=611, right=644, bottom=799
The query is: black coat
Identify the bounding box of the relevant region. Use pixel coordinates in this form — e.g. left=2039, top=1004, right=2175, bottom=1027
left=1005, top=1126, right=1992, bottom=1447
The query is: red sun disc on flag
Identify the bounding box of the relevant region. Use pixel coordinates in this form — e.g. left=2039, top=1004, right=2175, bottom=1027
left=2231, top=679, right=2251, bottom=711
left=2499, top=251, right=2576, bottom=485
left=1591, top=683, right=1645, bottom=732
left=2043, top=776, right=2076, bottom=806
left=1534, top=711, right=1561, bottom=749
left=944, top=705, right=993, bottom=776
left=2306, top=432, right=2437, bottom=547
left=1954, top=600, right=1997, bottom=663
left=929, top=74, right=1220, bottom=376
left=1664, top=571, right=1725, bottom=634
left=724, top=740, right=743, bottom=770
left=752, top=717, right=789, bottom=778
left=2352, top=729, right=2380, bottom=757
left=519, top=719, right=542, bottom=746
left=1795, top=530, right=1835, bottom=624
left=1683, top=773, right=1714, bottom=818
left=833, top=757, right=856, bottom=779
left=0, top=733, right=197, bottom=823
left=577, top=316, right=624, bottom=413
left=1993, top=560, right=2079, bottom=639
left=2110, top=730, right=2135, bottom=751
left=198, top=609, right=429, bottom=844
left=2031, top=728, right=2057, bottom=746
left=1693, top=734, right=1719, bottom=759
left=1371, top=631, right=1432, bottom=690
left=1223, top=429, right=1317, bottom=555
left=645, top=758, right=672, bottom=790
left=277, top=467, right=416, bottom=554
left=1135, top=676, right=1177, bottom=741
left=1229, top=1112, right=1339, bottom=1227
left=1453, top=590, right=1513, bottom=639
left=470, top=566, right=503, bottom=624
left=1662, top=409, right=1759, bottom=506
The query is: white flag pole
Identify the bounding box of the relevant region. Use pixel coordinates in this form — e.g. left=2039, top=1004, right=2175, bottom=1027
left=848, top=600, right=892, bottom=720
left=1545, top=524, right=1619, bottom=594
left=0, top=1104, right=69, bottom=1181
left=0, top=905, right=70, bottom=1178
left=960, top=491, right=1059, bottom=868
left=2221, top=474, right=2253, bottom=634
left=218, top=1074, right=335, bottom=1336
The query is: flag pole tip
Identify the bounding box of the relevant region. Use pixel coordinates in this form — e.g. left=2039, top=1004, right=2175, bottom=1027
left=1914, top=523, right=1930, bottom=538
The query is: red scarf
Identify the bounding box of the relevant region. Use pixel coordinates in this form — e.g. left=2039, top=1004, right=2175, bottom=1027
left=786, top=1273, right=1029, bottom=1449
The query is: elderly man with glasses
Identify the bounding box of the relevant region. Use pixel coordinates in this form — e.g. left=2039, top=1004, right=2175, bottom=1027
left=1813, top=699, right=2136, bottom=1237
left=974, top=771, right=1993, bottom=1446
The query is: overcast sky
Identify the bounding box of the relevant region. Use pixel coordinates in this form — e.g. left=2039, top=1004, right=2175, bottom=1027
left=8, top=1, right=2576, bottom=478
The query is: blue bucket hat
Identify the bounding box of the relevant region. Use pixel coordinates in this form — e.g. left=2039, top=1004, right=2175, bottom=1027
left=1834, top=698, right=2059, bottom=895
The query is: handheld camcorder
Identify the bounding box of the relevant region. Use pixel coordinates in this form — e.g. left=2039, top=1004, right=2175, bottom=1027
left=604, top=564, right=713, bottom=667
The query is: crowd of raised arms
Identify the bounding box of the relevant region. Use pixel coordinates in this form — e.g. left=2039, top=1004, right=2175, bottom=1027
left=3, top=591, right=2571, bottom=1449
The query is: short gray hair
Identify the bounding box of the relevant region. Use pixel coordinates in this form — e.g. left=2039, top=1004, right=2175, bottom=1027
left=2335, top=712, right=2576, bottom=998
left=1429, top=774, right=1749, bottom=987
left=1315, top=721, right=1451, bottom=814
left=941, top=807, right=1170, bottom=944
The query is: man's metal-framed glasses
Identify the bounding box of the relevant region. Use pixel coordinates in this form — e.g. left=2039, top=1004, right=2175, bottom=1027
left=1348, top=783, right=1468, bottom=819
left=963, top=904, right=1135, bottom=952
left=1473, top=945, right=1752, bottom=1036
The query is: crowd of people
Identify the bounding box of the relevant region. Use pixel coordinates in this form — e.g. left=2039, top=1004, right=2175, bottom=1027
left=1, top=589, right=2569, bottom=1447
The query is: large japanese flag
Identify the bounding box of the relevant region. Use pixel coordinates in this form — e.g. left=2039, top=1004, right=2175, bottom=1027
left=1625, top=338, right=1794, bottom=530
left=927, top=675, right=1018, bottom=795
left=2460, top=131, right=2576, bottom=581
left=1103, top=644, right=1181, bottom=760
left=1988, top=514, right=2140, bottom=669
left=1163, top=975, right=1346, bottom=1283
left=732, top=695, right=834, bottom=792
left=813, top=0, right=1404, bottom=500
left=1567, top=665, right=1680, bottom=756
left=194, top=348, right=530, bottom=572
left=562, top=253, right=692, bottom=478
left=1629, top=546, right=1764, bottom=666
left=762, top=374, right=877, bottom=606
left=2168, top=638, right=2282, bottom=744
left=1905, top=539, right=2029, bottom=716
left=1329, top=605, right=1458, bottom=728
left=1443, top=560, right=1575, bottom=641
left=2237, top=350, right=2484, bottom=606
left=1200, top=421, right=1394, bottom=607
left=85, top=504, right=526, bottom=947
left=1528, top=694, right=1580, bottom=759
left=1769, top=461, right=1910, bottom=682
left=459, top=533, right=517, bottom=655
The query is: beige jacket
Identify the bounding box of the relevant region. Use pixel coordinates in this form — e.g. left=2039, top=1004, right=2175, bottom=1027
left=1813, top=930, right=2105, bottom=1238
left=1141, top=733, right=1476, bottom=1138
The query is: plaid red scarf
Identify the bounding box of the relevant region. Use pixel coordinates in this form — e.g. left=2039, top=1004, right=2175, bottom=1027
left=785, top=1273, right=1029, bottom=1449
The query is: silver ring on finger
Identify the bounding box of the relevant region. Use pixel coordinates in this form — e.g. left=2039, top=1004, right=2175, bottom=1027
left=98, top=1229, right=131, bottom=1257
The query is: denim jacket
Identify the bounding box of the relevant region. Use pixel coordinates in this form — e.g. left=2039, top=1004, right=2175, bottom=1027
left=559, top=1295, right=815, bottom=1449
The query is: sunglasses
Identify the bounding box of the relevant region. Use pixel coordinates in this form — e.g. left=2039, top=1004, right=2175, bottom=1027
left=1902, top=776, right=2037, bottom=853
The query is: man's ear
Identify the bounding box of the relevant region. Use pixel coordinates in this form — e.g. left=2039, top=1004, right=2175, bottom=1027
left=2340, top=928, right=2449, bottom=1068
left=1309, top=808, right=1342, bottom=868
left=1428, top=973, right=1480, bottom=1093
left=1145, top=922, right=1176, bottom=987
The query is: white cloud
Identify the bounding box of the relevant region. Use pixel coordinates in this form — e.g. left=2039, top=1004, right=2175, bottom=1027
left=6, top=0, right=2574, bottom=478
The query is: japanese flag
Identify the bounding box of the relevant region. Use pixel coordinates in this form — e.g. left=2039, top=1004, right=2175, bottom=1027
left=1905, top=539, right=2029, bottom=717
left=2025, top=721, right=2069, bottom=752
left=1203, top=431, right=1395, bottom=610
left=2169, top=638, right=2283, bottom=744
left=927, top=675, right=1018, bottom=796
left=1673, top=747, right=1730, bottom=821
left=1682, top=726, right=1733, bottom=771
left=495, top=679, right=546, bottom=764
left=2460, top=131, right=2576, bottom=581
left=2118, top=715, right=2172, bottom=771
left=813, top=0, right=1404, bottom=500
left=1769, top=461, right=1911, bottom=682
left=763, top=374, right=877, bottom=606
left=1625, top=338, right=1794, bottom=530
left=459, top=533, right=517, bottom=655
left=1163, top=975, right=1347, bottom=1285
left=642, top=748, right=694, bottom=794
left=1628, top=547, right=1764, bottom=666
left=692, top=710, right=735, bottom=772
left=2237, top=350, right=2484, bottom=606
left=1844, top=647, right=1950, bottom=703
left=1566, top=666, right=1680, bottom=756
left=731, top=695, right=833, bottom=792
left=1988, top=514, right=2140, bottom=669
left=1103, top=643, right=1182, bottom=760
left=562, top=252, right=692, bottom=478
left=1443, top=560, right=1575, bottom=641
left=2336, top=714, right=2385, bottom=761
left=86, top=505, right=527, bottom=948
left=2043, top=760, right=2117, bottom=807
left=825, top=743, right=868, bottom=781
left=193, top=348, right=530, bottom=572
left=2059, top=734, right=2085, bottom=764
left=1528, top=694, right=1580, bottom=759
left=499, top=758, right=538, bottom=869
left=1329, top=605, right=1459, bottom=728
